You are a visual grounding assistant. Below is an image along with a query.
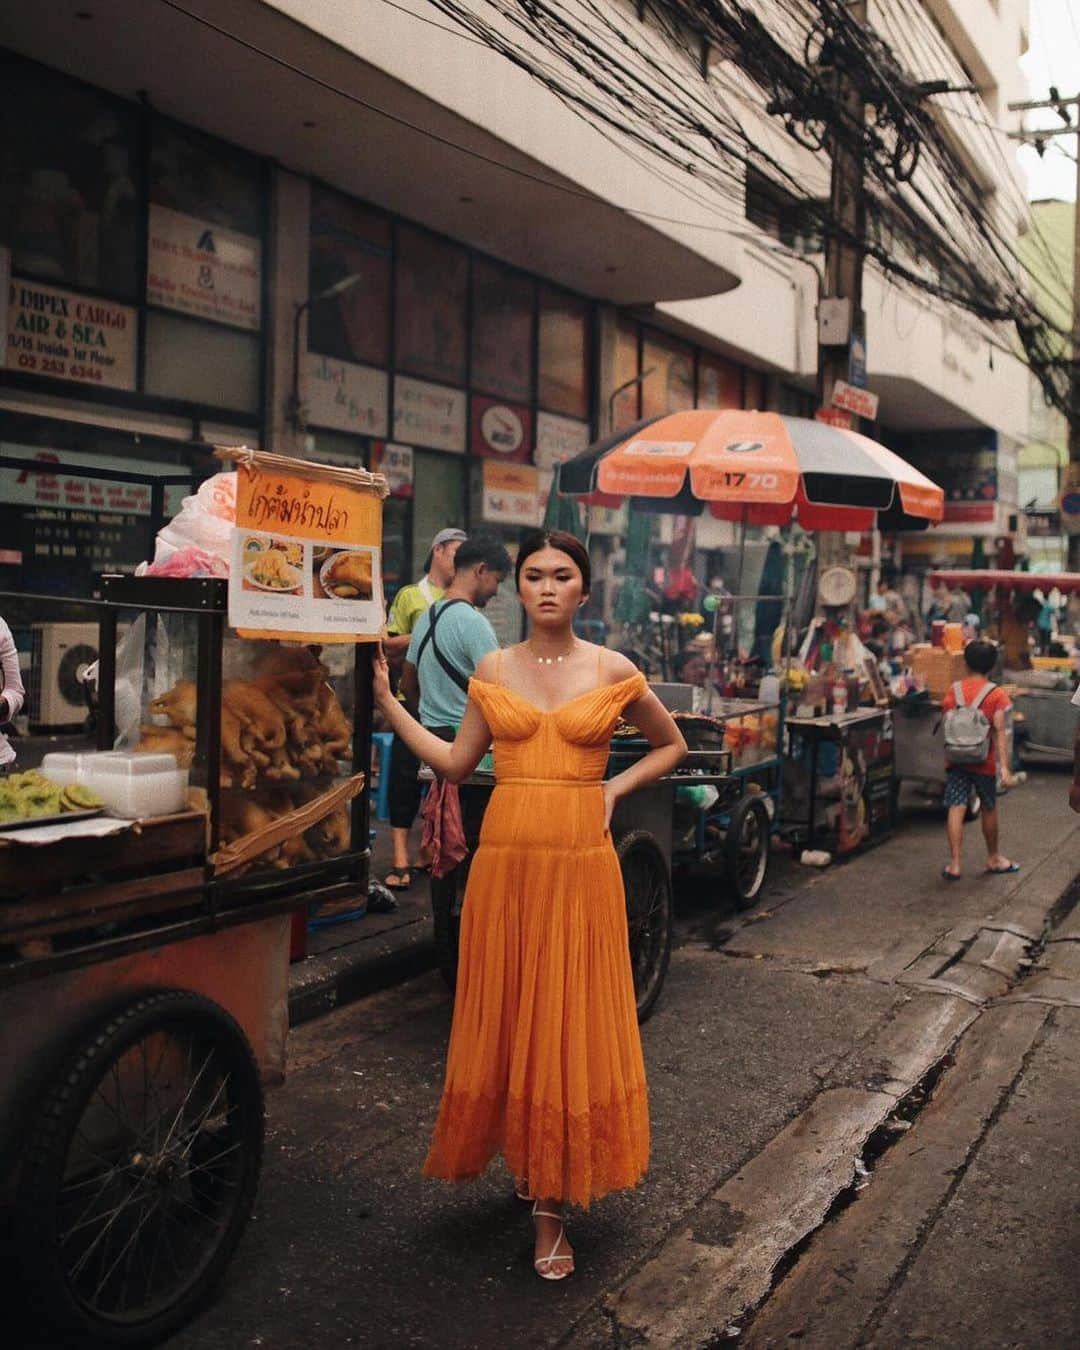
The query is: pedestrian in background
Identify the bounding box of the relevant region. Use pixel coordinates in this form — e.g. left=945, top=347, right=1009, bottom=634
left=941, top=638, right=1017, bottom=880
left=0, top=615, right=25, bottom=774
left=382, top=527, right=466, bottom=890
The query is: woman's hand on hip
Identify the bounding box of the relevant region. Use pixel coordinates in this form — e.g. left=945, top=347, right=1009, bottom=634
left=602, top=779, right=620, bottom=834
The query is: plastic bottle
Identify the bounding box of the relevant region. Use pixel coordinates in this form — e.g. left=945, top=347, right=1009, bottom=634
left=759, top=673, right=781, bottom=705
left=831, top=680, right=848, bottom=716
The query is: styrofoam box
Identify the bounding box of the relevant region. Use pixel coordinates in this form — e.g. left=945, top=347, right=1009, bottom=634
left=84, top=753, right=188, bottom=819
left=40, top=750, right=123, bottom=787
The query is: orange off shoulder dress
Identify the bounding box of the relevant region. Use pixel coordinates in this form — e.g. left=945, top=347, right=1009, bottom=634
left=422, top=667, right=651, bottom=1207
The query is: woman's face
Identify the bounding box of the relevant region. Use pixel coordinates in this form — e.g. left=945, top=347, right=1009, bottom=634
left=518, top=546, right=587, bottom=627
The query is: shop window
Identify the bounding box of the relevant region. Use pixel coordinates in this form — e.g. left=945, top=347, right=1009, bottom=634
left=307, top=430, right=369, bottom=467
left=0, top=52, right=141, bottom=299
left=394, top=225, right=468, bottom=386
left=612, top=319, right=640, bottom=430
left=149, top=119, right=263, bottom=238
left=538, top=286, right=589, bottom=419
left=144, top=311, right=259, bottom=413
left=698, top=354, right=743, bottom=408
left=744, top=368, right=767, bottom=411
left=642, top=333, right=694, bottom=418
left=308, top=186, right=391, bottom=369
left=470, top=258, right=534, bottom=403
left=410, top=449, right=467, bottom=579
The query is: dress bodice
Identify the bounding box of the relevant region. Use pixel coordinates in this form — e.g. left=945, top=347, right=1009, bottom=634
left=468, top=672, right=648, bottom=784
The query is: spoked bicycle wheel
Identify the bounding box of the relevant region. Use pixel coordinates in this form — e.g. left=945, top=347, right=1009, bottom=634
left=18, top=990, right=264, bottom=1347
left=618, top=830, right=673, bottom=1024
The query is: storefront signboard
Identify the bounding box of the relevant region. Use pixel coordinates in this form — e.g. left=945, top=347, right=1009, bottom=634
left=224, top=449, right=385, bottom=642
left=815, top=406, right=853, bottom=430
left=392, top=376, right=467, bottom=452
left=371, top=441, right=414, bottom=497
left=831, top=380, right=879, bottom=421
left=535, top=411, right=590, bottom=469
left=481, top=459, right=540, bottom=526
left=470, top=396, right=533, bottom=461
left=303, top=352, right=389, bottom=436
left=0, top=443, right=191, bottom=517
left=147, top=204, right=261, bottom=331
left=6, top=278, right=136, bottom=391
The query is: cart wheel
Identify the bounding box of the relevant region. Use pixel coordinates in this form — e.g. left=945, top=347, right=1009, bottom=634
left=431, top=859, right=470, bottom=991
left=617, top=830, right=673, bottom=1024
left=17, top=990, right=264, bottom=1348
left=964, top=787, right=982, bottom=823
left=725, top=796, right=771, bottom=910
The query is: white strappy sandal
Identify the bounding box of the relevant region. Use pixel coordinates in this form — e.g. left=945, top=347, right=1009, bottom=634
left=531, top=1200, right=574, bottom=1281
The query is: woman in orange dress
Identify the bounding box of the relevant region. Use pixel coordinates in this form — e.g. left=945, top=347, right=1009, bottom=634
left=373, top=529, right=686, bottom=1280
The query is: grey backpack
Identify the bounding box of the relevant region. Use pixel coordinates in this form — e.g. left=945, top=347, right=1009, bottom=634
left=943, top=682, right=995, bottom=764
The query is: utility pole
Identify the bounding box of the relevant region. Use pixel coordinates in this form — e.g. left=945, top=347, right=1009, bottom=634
left=816, top=0, right=868, bottom=570
left=1008, top=90, right=1080, bottom=568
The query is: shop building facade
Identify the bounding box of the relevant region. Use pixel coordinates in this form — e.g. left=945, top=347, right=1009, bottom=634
left=1, top=0, right=1033, bottom=620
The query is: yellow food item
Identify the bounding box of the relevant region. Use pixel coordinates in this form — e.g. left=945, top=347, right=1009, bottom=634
left=249, top=549, right=299, bottom=589
left=325, top=551, right=372, bottom=597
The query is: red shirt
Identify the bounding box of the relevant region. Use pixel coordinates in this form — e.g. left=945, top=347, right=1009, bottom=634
left=941, top=677, right=1011, bottom=776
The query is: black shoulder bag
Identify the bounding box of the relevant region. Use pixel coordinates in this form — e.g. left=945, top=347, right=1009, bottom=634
left=415, top=599, right=471, bottom=694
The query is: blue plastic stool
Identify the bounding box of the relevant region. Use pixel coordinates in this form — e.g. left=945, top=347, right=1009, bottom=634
left=372, top=731, right=394, bottom=822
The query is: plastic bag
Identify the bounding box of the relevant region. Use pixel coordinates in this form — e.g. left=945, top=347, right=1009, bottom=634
left=147, top=472, right=236, bottom=571
left=144, top=547, right=229, bottom=579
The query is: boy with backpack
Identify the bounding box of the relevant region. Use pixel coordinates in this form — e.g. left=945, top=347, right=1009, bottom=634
left=941, top=638, right=1018, bottom=880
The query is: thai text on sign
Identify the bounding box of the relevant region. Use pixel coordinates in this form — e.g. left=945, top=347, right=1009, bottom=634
left=830, top=380, right=879, bottom=421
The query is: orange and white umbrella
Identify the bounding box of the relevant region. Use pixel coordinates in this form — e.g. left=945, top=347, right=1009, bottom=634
left=558, top=410, right=944, bottom=530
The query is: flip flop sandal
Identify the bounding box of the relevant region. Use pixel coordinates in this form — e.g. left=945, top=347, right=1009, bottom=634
left=384, top=869, right=413, bottom=891
left=985, top=862, right=1020, bottom=874
left=941, top=868, right=962, bottom=882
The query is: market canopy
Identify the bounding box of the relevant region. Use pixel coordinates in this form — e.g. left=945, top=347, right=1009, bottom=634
left=557, top=409, right=944, bottom=531
left=930, top=569, right=1080, bottom=594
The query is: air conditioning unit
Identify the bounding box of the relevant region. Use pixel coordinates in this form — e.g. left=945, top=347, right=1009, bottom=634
left=28, top=623, right=99, bottom=729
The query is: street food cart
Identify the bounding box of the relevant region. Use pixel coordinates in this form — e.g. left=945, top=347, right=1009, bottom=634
left=930, top=569, right=1080, bottom=767
left=0, top=452, right=386, bottom=1346
left=431, top=715, right=766, bottom=1023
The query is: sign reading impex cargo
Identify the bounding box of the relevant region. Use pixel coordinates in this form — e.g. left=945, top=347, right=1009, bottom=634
left=831, top=380, right=879, bottom=421
left=147, top=205, right=261, bottom=331
left=5, top=277, right=137, bottom=390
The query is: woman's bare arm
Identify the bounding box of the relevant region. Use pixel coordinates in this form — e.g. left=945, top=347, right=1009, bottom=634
left=603, top=680, right=687, bottom=828
left=372, top=645, right=490, bottom=783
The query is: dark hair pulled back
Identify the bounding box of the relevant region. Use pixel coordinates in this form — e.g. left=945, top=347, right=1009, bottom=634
left=515, top=529, right=591, bottom=594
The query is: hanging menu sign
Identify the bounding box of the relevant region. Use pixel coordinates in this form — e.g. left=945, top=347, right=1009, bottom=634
left=147, top=205, right=261, bottom=331
left=6, top=278, right=136, bottom=391
left=304, top=352, right=389, bottom=436
left=482, top=459, right=540, bottom=526
left=222, top=448, right=387, bottom=643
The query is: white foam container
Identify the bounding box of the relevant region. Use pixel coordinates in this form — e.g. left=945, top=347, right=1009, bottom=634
left=40, top=750, right=123, bottom=787
left=84, top=752, right=188, bottom=819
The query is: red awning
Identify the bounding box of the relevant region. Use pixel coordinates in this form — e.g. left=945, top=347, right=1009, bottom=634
left=930, top=569, right=1080, bottom=594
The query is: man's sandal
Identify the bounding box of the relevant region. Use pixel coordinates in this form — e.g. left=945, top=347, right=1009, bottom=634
left=532, top=1201, right=574, bottom=1281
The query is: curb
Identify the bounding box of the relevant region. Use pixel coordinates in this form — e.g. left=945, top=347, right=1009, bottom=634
left=287, top=917, right=437, bottom=1026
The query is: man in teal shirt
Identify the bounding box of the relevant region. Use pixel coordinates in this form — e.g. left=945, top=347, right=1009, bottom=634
left=403, top=536, right=511, bottom=734
left=382, top=528, right=465, bottom=889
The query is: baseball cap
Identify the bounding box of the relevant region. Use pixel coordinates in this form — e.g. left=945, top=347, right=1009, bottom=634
left=431, top=528, right=467, bottom=550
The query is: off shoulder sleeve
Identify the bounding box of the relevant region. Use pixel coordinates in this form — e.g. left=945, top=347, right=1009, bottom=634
left=618, top=671, right=649, bottom=709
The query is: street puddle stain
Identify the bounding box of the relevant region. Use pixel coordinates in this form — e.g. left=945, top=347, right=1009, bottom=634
left=690, top=1199, right=747, bottom=1248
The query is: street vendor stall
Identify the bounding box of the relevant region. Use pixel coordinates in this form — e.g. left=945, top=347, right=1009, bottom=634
left=558, top=409, right=944, bottom=862
left=929, top=568, right=1080, bottom=766
left=0, top=449, right=388, bottom=1346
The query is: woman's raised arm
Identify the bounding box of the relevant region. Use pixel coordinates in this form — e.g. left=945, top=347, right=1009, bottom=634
left=372, top=645, right=491, bottom=784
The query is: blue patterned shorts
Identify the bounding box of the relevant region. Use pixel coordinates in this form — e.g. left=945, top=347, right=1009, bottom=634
left=944, top=768, right=996, bottom=811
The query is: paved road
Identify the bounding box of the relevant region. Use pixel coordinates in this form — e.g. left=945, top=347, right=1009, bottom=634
left=11, top=771, right=1080, bottom=1349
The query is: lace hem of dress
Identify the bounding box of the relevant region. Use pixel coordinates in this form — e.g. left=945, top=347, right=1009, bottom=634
left=422, top=1085, right=649, bottom=1208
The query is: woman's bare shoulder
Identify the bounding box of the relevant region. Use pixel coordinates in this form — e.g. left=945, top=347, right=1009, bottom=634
left=473, top=650, right=501, bottom=682
left=598, top=646, right=642, bottom=685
